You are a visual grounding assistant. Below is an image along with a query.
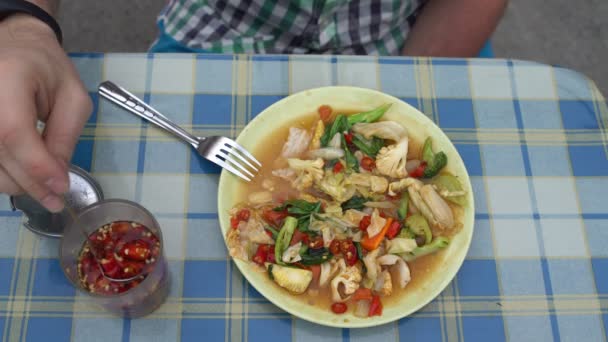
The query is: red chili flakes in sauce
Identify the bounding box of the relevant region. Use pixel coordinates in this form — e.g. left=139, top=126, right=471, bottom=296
left=77, top=221, right=160, bottom=295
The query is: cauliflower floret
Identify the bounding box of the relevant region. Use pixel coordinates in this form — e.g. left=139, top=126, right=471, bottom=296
left=317, top=172, right=356, bottom=203
left=346, top=173, right=389, bottom=194
left=331, top=261, right=363, bottom=302
left=309, top=120, right=325, bottom=150
left=287, top=158, right=324, bottom=191
left=367, top=209, right=387, bottom=238
left=376, top=137, right=409, bottom=179
left=282, top=127, right=311, bottom=158
left=287, top=158, right=324, bottom=181
left=352, top=121, right=407, bottom=142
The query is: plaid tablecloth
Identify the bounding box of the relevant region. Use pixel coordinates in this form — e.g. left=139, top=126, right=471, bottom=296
left=1, top=53, right=607, bottom=342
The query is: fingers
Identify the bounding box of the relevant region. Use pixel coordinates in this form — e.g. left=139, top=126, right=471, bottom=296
left=0, top=165, right=23, bottom=194
left=0, top=91, right=68, bottom=212
left=43, top=82, right=92, bottom=165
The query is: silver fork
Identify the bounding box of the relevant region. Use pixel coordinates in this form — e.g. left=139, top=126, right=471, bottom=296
left=98, top=81, right=260, bottom=181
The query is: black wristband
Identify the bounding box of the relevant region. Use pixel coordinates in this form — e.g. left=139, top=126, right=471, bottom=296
left=0, top=0, right=62, bottom=44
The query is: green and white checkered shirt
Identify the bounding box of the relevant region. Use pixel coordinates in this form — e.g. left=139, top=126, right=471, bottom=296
left=158, top=0, right=426, bottom=55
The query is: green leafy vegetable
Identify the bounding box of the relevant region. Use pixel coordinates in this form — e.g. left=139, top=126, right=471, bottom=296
left=347, top=103, right=392, bottom=125
left=325, top=159, right=340, bottom=169
left=354, top=241, right=367, bottom=273
left=321, top=114, right=350, bottom=147
left=299, top=247, right=333, bottom=265
left=397, top=192, right=409, bottom=221
left=265, top=226, right=280, bottom=240
left=267, top=264, right=274, bottom=280
left=421, top=137, right=448, bottom=178
left=406, top=214, right=432, bottom=245
left=341, top=196, right=370, bottom=211
left=341, top=134, right=359, bottom=171
left=400, top=237, right=450, bottom=261
left=274, top=216, right=298, bottom=265
left=352, top=134, right=384, bottom=157
left=273, top=200, right=322, bottom=233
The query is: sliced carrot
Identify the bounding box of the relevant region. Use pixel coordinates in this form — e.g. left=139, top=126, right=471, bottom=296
left=360, top=218, right=393, bottom=251
left=353, top=288, right=373, bottom=301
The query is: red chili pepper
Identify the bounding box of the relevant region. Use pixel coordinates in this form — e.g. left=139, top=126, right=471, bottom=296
left=359, top=215, right=371, bottom=231
left=333, top=162, right=344, bottom=174
left=331, top=302, right=348, bottom=314
left=344, top=132, right=353, bottom=144
left=340, top=239, right=358, bottom=266
left=121, top=260, right=144, bottom=278
left=230, top=216, right=240, bottom=229
left=266, top=246, right=276, bottom=263
left=308, top=235, right=324, bottom=249
left=236, top=209, right=250, bottom=221
left=290, top=230, right=310, bottom=246
left=252, top=245, right=270, bottom=266
left=409, top=162, right=427, bottom=178
left=353, top=288, right=373, bottom=301
left=263, top=209, right=288, bottom=227
left=369, top=295, right=383, bottom=317
left=329, top=239, right=341, bottom=255
left=385, top=221, right=402, bottom=240
left=360, top=156, right=375, bottom=171
left=318, top=105, right=333, bottom=123
left=111, top=221, right=131, bottom=235
left=119, top=240, right=150, bottom=261
left=99, top=255, right=120, bottom=278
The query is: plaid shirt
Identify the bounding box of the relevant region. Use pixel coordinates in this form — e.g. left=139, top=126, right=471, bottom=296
left=158, top=0, right=425, bottom=55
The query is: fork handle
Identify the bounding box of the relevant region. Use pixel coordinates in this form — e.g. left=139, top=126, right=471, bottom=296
left=98, top=81, right=200, bottom=148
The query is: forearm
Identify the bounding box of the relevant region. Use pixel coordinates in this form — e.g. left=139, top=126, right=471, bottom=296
left=402, top=0, right=508, bottom=57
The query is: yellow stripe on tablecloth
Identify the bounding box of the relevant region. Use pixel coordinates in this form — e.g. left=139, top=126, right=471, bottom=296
left=4, top=295, right=608, bottom=318
left=79, top=125, right=608, bottom=146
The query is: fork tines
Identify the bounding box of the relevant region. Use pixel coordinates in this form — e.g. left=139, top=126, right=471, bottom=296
left=210, top=137, right=261, bottom=182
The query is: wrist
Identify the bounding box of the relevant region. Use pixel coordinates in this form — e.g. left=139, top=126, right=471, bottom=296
left=2, top=13, right=56, bottom=41
left=0, top=0, right=62, bottom=43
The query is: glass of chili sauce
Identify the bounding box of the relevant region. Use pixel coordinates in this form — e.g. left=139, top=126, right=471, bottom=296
left=60, top=199, right=169, bottom=318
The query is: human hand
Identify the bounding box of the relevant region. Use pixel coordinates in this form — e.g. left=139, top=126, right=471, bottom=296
left=0, top=14, right=91, bottom=212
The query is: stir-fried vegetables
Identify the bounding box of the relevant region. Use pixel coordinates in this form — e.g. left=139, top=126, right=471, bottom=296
left=225, top=103, right=466, bottom=318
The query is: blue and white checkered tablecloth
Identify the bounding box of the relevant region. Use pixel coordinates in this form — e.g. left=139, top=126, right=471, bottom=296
left=1, top=53, right=607, bottom=342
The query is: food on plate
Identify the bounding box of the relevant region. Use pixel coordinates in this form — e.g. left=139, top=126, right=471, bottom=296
left=77, top=221, right=160, bottom=294
left=226, top=104, right=466, bottom=318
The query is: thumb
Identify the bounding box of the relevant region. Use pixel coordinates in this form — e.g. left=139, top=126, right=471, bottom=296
left=43, top=83, right=92, bottom=166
